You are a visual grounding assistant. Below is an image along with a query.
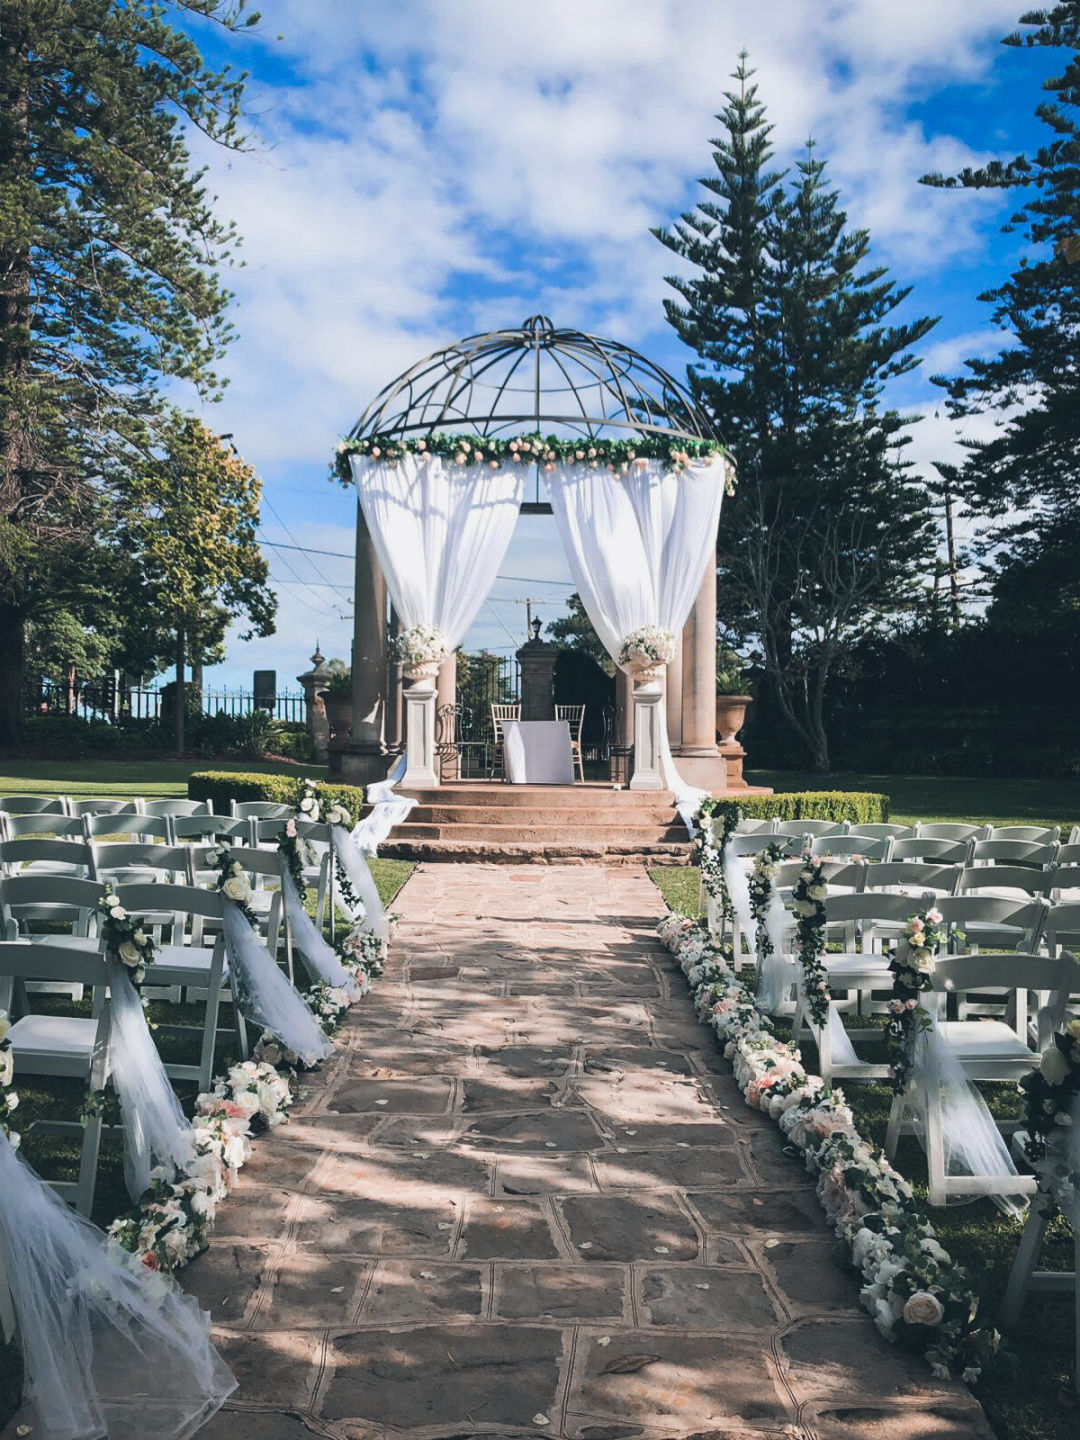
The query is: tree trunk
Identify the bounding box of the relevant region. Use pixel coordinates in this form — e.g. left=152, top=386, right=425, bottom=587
left=190, top=628, right=203, bottom=710
left=0, top=603, right=25, bottom=747
left=175, top=621, right=186, bottom=756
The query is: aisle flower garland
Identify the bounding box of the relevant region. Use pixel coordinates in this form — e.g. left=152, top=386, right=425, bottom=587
left=0, top=1009, right=17, bottom=1148
left=693, top=802, right=737, bottom=963
left=657, top=913, right=1002, bottom=1380
left=885, top=909, right=945, bottom=1094
left=748, top=840, right=789, bottom=966
left=791, top=853, right=831, bottom=1028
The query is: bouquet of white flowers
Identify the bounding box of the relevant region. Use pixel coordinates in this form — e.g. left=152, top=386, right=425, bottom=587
left=390, top=623, right=450, bottom=671
left=618, top=625, right=677, bottom=673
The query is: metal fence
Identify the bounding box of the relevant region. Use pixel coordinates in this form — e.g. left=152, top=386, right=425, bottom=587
left=26, top=676, right=307, bottom=725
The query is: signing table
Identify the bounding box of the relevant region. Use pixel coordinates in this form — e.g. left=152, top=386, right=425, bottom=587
left=502, top=720, right=575, bottom=785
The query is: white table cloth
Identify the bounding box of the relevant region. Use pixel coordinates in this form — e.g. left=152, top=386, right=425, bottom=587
left=502, top=720, right=575, bottom=785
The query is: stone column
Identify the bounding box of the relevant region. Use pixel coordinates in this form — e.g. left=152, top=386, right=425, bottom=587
left=666, top=632, right=684, bottom=750
left=402, top=672, right=439, bottom=788
left=385, top=607, right=404, bottom=754
left=436, top=651, right=457, bottom=713
left=676, top=549, right=728, bottom=792
left=296, top=643, right=331, bottom=763
left=340, top=499, right=388, bottom=785
left=516, top=638, right=557, bottom=720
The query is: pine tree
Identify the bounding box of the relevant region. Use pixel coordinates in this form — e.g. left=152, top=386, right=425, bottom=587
left=0, top=0, right=259, bottom=745
left=924, top=5, right=1080, bottom=544
left=656, top=55, right=938, bottom=770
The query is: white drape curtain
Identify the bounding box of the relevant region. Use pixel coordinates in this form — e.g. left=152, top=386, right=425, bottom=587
left=545, top=456, right=727, bottom=808
left=350, top=452, right=525, bottom=644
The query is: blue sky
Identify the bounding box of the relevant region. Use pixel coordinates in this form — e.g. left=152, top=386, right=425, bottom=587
left=185, top=0, right=1054, bottom=696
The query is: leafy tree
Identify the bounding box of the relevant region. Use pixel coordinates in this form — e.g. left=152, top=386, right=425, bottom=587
left=115, top=416, right=275, bottom=752
left=546, top=593, right=614, bottom=675
left=0, top=0, right=258, bottom=745
left=923, top=4, right=1080, bottom=582
left=656, top=55, right=938, bottom=770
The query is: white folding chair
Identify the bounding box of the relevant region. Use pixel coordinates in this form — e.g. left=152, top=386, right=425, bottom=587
left=914, top=822, right=989, bottom=843
left=115, top=882, right=237, bottom=1089
left=969, top=838, right=1059, bottom=869
left=885, top=951, right=1077, bottom=1204
left=82, top=812, right=172, bottom=846
left=0, top=837, right=97, bottom=880
left=853, top=822, right=915, bottom=841
left=169, top=813, right=249, bottom=847
left=555, top=703, right=586, bottom=783
left=733, top=817, right=777, bottom=835
left=1, top=813, right=87, bottom=843
left=862, top=860, right=959, bottom=898
left=0, top=795, right=66, bottom=817
left=0, top=940, right=112, bottom=1215
left=808, top=834, right=893, bottom=863
left=140, top=798, right=212, bottom=821
left=988, top=824, right=1061, bottom=845
left=229, top=800, right=293, bottom=846
left=956, top=864, right=1054, bottom=901
left=890, top=836, right=974, bottom=865
left=64, top=797, right=142, bottom=819
left=187, top=845, right=285, bottom=958
left=90, top=841, right=191, bottom=887
left=774, top=819, right=849, bottom=838
left=0, top=874, right=103, bottom=942
left=934, top=894, right=1049, bottom=955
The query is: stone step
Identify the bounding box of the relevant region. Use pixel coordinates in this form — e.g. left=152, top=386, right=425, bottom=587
left=380, top=838, right=692, bottom=865
left=404, top=804, right=678, bottom=826
left=392, top=821, right=687, bottom=843
left=397, top=784, right=673, bottom=809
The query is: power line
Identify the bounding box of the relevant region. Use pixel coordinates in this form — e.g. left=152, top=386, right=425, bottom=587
left=258, top=540, right=577, bottom=589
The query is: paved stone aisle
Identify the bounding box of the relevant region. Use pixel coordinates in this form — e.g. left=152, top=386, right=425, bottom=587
left=188, top=864, right=992, bottom=1440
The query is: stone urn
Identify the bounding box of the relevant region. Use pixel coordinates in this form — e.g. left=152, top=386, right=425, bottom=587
left=402, top=659, right=441, bottom=684
left=715, top=693, right=752, bottom=745
left=626, top=660, right=667, bottom=687
left=321, top=690, right=353, bottom=745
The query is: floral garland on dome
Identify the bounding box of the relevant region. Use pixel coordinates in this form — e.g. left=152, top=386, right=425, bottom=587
left=885, top=908, right=945, bottom=1094
left=657, top=913, right=1001, bottom=1382
left=791, top=853, right=831, bottom=1028
left=335, top=431, right=734, bottom=487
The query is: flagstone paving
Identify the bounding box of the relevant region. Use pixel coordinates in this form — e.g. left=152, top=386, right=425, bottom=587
left=185, top=863, right=994, bottom=1440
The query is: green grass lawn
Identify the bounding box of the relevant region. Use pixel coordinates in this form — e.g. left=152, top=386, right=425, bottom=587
left=0, top=756, right=327, bottom=799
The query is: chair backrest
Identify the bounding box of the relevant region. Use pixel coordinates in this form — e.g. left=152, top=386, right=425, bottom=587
left=554, top=704, right=585, bottom=741
left=915, top=822, right=989, bottom=842
left=1069, top=824, right=1080, bottom=847
left=935, top=895, right=1049, bottom=951
left=853, top=823, right=915, bottom=840
left=490, top=703, right=521, bottom=742
left=170, top=814, right=249, bottom=844
left=889, top=837, right=973, bottom=865
left=0, top=795, right=66, bottom=816
left=969, top=838, right=1058, bottom=868
left=734, top=817, right=777, bottom=835
left=808, top=835, right=891, bottom=861
left=3, top=813, right=87, bottom=840
left=189, top=844, right=282, bottom=880
left=930, top=950, right=1077, bottom=1047
left=988, top=824, right=1061, bottom=845
left=229, top=800, right=294, bottom=820
left=1045, top=902, right=1080, bottom=956
left=90, top=842, right=191, bottom=878
left=956, top=865, right=1053, bottom=897
left=862, top=861, right=958, bottom=894
left=824, top=892, right=928, bottom=924
left=774, top=819, right=848, bottom=838
left=727, top=833, right=790, bottom=860
left=436, top=703, right=461, bottom=746
left=0, top=838, right=96, bottom=878
left=0, top=875, right=104, bottom=937
left=115, top=882, right=225, bottom=922
left=65, top=798, right=142, bottom=817
left=770, top=858, right=863, bottom=890
left=1053, top=844, right=1080, bottom=867
left=140, top=798, right=212, bottom=819
left=81, top=813, right=172, bottom=842
left=0, top=938, right=110, bottom=997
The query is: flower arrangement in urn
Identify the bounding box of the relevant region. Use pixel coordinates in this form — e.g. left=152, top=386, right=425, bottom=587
left=390, top=622, right=451, bottom=681
left=618, top=625, right=676, bottom=683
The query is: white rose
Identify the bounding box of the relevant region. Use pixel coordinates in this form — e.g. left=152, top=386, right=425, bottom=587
left=133, top=930, right=147, bottom=945
left=299, top=797, right=315, bottom=813
left=873, top=1296, right=899, bottom=1338
left=1040, top=1042, right=1070, bottom=1087
left=902, top=1290, right=944, bottom=1327
left=4, top=1092, right=17, bottom=1112
left=222, top=876, right=251, bottom=903
left=111, top=906, right=128, bottom=921
left=0, top=1012, right=9, bottom=1042
left=230, top=1090, right=261, bottom=1119
left=0, top=1050, right=13, bottom=1087
left=104, top=893, right=120, bottom=908
left=118, top=940, right=141, bottom=967
left=231, top=861, right=244, bottom=876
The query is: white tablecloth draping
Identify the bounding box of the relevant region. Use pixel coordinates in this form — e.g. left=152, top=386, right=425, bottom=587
left=502, top=720, right=575, bottom=785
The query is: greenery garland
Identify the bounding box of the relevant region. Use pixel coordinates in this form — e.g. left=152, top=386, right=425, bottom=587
left=693, top=801, right=738, bottom=965
left=748, top=840, right=791, bottom=968
left=885, top=908, right=946, bottom=1094
left=791, top=853, right=830, bottom=1027
left=334, top=430, right=733, bottom=486
left=1022, top=1019, right=1080, bottom=1162
left=0, top=1011, right=17, bottom=1147
left=98, top=883, right=157, bottom=985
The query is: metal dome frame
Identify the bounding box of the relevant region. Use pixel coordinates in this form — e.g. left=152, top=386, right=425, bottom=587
left=349, top=314, right=717, bottom=448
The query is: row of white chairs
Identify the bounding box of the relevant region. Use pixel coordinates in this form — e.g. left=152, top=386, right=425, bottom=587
left=735, top=816, right=1065, bottom=845
left=1, top=794, right=296, bottom=822
left=0, top=799, right=298, bottom=849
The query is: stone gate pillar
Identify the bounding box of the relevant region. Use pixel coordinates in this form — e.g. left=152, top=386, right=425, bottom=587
left=297, top=643, right=331, bottom=763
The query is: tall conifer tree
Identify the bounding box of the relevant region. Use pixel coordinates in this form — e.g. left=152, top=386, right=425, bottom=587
left=0, top=0, right=258, bottom=744
left=657, top=55, right=938, bottom=770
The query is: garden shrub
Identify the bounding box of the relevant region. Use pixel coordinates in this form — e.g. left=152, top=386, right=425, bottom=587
left=699, top=789, right=889, bottom=828
left=188, top=770, right=364, bottom=822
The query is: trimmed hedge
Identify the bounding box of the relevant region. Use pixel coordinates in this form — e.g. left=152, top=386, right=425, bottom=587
left=700, top=789, right=889, bottom=828
left=188, top=771, right=365, bottom=823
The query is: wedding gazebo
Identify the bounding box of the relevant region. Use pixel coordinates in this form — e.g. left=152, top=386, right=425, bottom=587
left=334, top=316, right=738, bottom=795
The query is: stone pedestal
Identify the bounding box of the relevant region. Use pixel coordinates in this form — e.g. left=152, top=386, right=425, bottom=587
left=629, top=680, right=665, bottom=791
left=340, top=500, right=389, bottom=785
left=402, top=678, right=439, bottom=788
left=516, top=637, right=557, bottom=720
left=296, top=644, right=331, bottom=763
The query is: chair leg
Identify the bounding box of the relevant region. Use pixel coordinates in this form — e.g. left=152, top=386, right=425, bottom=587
left=926, top=1084, right=947, bottom=1207
left=76, top=1110, right=103, bottom=1217
left=1000, top=1199, right=1050, bottom=1329
left=884, top=1091, right=906, bottom=1160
